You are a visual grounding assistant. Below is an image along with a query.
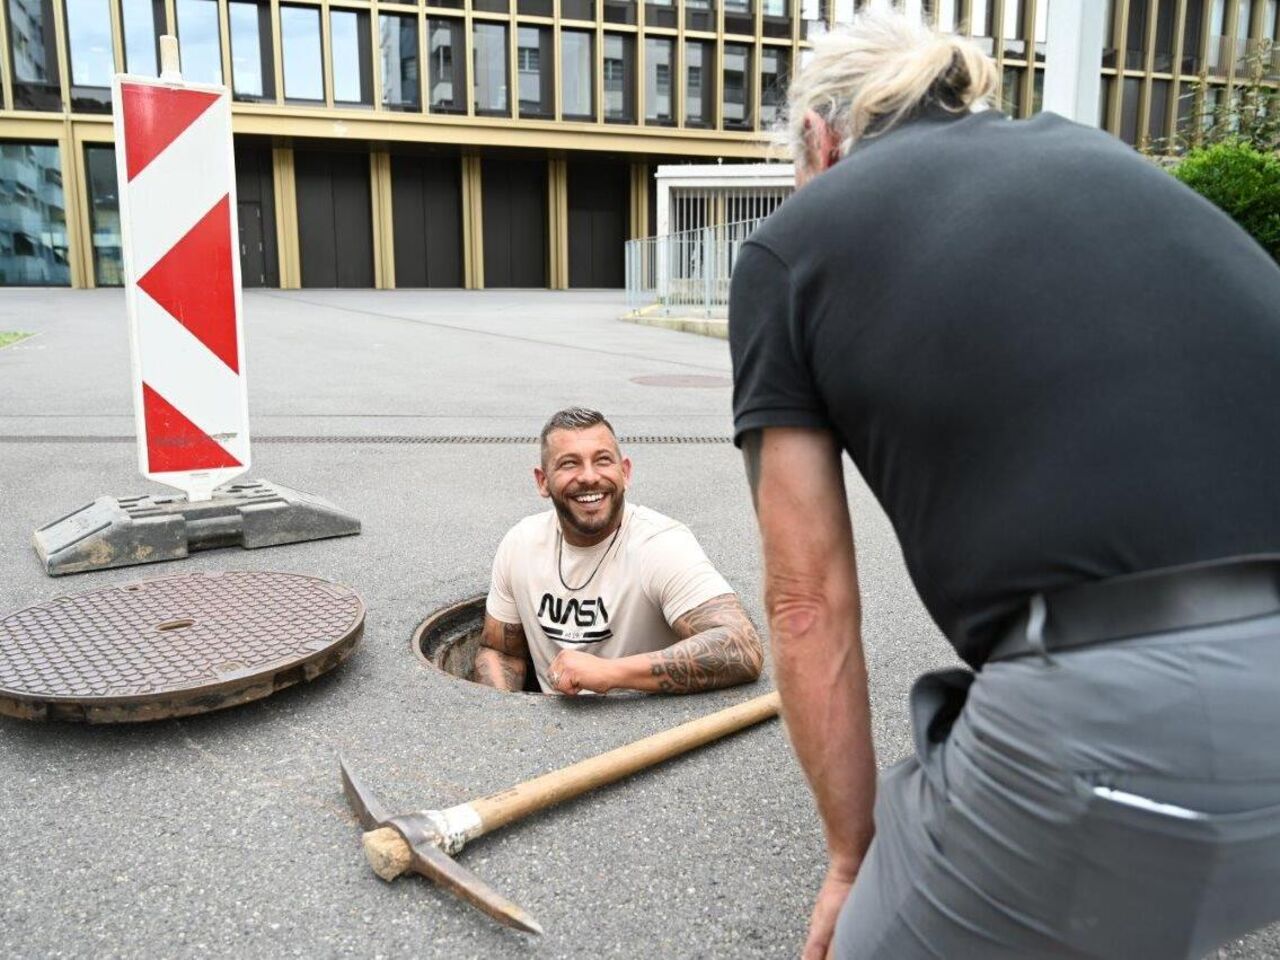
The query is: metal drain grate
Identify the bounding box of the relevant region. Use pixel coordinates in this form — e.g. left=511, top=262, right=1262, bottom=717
left=0, top=434, right=733, bottom=445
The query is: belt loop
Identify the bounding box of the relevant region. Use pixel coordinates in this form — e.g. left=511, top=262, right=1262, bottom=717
left=1026, top=593, right=1055, bottom=665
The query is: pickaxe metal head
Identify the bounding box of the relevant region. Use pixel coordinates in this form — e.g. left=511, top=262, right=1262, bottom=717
left=338, top=755, right=543, bottom=936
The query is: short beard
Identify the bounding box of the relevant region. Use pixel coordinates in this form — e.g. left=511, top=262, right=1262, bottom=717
left=551, top=488, right=626, bottom=543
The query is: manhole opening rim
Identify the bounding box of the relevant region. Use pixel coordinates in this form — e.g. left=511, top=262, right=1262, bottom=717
left=411, top=594, right=541, bottom=695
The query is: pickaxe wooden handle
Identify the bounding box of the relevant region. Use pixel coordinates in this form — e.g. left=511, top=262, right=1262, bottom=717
left=340, top=690, right=781, bottom=934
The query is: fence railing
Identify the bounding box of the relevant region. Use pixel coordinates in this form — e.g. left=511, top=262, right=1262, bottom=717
left=625, top=216, right=770, bottom=318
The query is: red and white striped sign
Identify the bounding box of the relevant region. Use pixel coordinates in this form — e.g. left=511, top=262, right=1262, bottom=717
left=112, top=72, right=250, bottom=502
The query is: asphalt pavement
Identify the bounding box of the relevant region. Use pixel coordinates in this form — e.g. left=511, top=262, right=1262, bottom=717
left=0, top=289, right=1274, bottom=959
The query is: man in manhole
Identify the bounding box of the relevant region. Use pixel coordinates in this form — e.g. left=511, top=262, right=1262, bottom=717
left=475, top=406, right=763, bottom=695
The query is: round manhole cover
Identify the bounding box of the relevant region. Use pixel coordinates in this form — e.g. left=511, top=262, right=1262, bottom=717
left=0, top=571, right=364, bottom=723
left=413, top=595, right=540, bottom=694
left=630, top=375, right=732, bottom=388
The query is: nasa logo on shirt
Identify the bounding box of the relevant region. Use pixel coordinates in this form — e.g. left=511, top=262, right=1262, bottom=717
left=537, top=593, right=613, bottom=644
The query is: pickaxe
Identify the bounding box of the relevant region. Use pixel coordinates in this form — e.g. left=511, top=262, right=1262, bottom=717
left=340, top=690, right=781, bottom=935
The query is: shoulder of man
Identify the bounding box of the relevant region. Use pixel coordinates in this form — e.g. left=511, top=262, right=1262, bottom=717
left=623, top=503, right=692, bottom=547
left=497, top=510, right=556, bottom=552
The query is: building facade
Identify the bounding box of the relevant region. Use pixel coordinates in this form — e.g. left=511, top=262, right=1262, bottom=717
left=0, top=0, right=1276, bottom=289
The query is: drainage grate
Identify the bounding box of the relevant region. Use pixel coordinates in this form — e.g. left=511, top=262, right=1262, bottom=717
left=0, top=434, right=733, bottom=445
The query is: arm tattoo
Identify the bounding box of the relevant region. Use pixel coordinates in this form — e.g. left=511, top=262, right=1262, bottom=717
left=740, top=430, right=763, bottom=512
left=475, top=619, right=528, bottom=691
left=648, top=594, right=764, bottom=694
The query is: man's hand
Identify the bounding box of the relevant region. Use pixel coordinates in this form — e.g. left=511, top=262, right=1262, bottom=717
left=804, top=861, right=860, bottom=960
left=546, top=649, right=618, bottom=695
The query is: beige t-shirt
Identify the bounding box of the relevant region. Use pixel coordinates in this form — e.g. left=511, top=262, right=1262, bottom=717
left=486, top=503, right=733, bottom=692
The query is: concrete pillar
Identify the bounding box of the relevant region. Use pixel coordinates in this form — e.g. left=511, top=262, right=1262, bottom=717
left=1043, top=0, right=1109, bottom=126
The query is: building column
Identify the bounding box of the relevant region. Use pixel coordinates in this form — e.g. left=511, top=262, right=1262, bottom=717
left=271, top=146, right=301, bottom=288
left=61, top=125, right=91, bottom=289
left=461, top=154, right=484, bottom=290
left=370, top=150, right=395, bottom=289
left=629, top=162, right=650, bottom=240
left=1044, top=0, right=1108, bottom=126
left=547, top=157, right=569, bottom=290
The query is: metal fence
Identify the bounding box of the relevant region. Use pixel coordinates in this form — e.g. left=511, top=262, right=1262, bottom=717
left=625, top=216, right=771, bottom=318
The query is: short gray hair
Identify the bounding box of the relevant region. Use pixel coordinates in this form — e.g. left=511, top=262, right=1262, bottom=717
left=782, top=8, right=997, bottom=175
left=539, top=407, right=618, bottom=461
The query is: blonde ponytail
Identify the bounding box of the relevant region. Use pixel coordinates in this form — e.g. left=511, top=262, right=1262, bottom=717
left=783, top=9, right=998, bottom=173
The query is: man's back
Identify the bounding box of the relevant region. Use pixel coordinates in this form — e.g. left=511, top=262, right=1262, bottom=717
left=733, top=108, right=1280, bottom=665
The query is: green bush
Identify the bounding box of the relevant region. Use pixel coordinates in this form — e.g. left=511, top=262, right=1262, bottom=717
left=1173, top=140, right=1280, bottom=262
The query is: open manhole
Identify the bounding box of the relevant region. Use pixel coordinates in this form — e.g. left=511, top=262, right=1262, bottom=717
left=413, top=595, right=540, bottom=693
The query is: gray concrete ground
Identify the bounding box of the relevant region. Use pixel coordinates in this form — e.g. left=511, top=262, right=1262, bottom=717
left=0, top=289, right=1274, bottom=959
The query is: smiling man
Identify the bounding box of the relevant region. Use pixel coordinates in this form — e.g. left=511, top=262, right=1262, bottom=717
left=475, top=406, right=763, bottom=696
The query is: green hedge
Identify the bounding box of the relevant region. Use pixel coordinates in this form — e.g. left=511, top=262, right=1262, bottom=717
left=1173, top=140, right=1280, bottom=262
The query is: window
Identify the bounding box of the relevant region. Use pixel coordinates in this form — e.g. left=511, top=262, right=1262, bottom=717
left=1001, top=66, right=1022, bottom=117
left=0, top=142, right=69, bottom=286
left=562, top=29, right=594, bottom=119
left=381, top=13, right=419, bottom=110
left=969, top=0, right=994, bottom=53
left=646, top=0, right=676, bottom=27
left=1148, top=78, right=1171, bottom=146
left=518, top=0, right=552, bottom=16
left=281, top=5, right=323, bottom=101
left=685, top=40, right=713, bottom=127
left=563, top=0, right=594, bottom=17
left=760, top=47, right=789, bottom=126
left=229, top=0, right=274, bottom=101
left=724, top=0, right=752, bottom=35
left=1182, top=0, right=1205, bottom=71
left=473, top=22, right=509, bottom=115
left=604, top=0, right=636, bottom=25
left=1002, top=0, right=1025, bottom=58
left=762, top=0, right=790, bottom=38
left=8, top=0, right=63, bottom=109
left=686, top=0, right=713, bottom=31
left=645, top=36, right=674, bottom=124
left=603, top=34, right=635, bottom=122
left=936, top=0, right=959, bottom=33
left=1209, top=0, right=1229, bottom=73
left=85, top=145, right=122, bottom=286
left=121, top=0, right=165, bottom=75
left=177, top=0, right=223, bottom=84
left=518, top=26, right=553, bottom=118
left=722, top=42, right=751, bottom=129
left=65, top=0, right=113, bottom=111
left=332, top=9, right=372, bottom=105
left=427, top=18, right=466, bottom=113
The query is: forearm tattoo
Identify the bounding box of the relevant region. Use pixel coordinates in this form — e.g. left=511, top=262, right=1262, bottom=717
left=740, top=430, right=763, bottom=512
left=476, top=621, right=528, bottom=691
left=648, top=594, right=764, bottom=693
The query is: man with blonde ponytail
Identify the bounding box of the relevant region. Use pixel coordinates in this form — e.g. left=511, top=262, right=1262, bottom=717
left=732, top=8, right=1280, bottom=960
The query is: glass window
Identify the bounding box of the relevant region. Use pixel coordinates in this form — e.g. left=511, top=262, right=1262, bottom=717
left=65, top=0, right=113, bottom=111
left=427, top=18, right=466, bottom=113
left=0, top=142, right=70, bottom=286
left=1153, top=0, right=1175, bottom=71
left=1032, top=67, right=1044, bottom=112
left=1119, top=75, right=1141, bottom=143
left=801, top=0, right=821, bottom=38
left=722, top=42, right=751, bottom=129
left=517, top=26, right=553, bottom=118
left=519, top=0, right=552, bottom=14
left=1033, top=0, right=1047, bottom=59
left=936, top=0, right=959, bottom=32
left=473, top=0, right=507, bottom=13
left=644, top=36, right=674, bottom=124
left=561, top=29, right=593, bottom=119
left=8, top=0, right=63, bottom=109
left=604, top=0, right=635, bottom=24
left=1182, top=0, right=1205, bottom=71
left=563, top=0, right=594, bottom=18
left=969, top=0, right=994, bottom=52
left=1209, top=0, right=1229, bottom=72
left=380, top=13, right=420, bottom=110
left=84, top=145, right=122, bottom=286
left=685, top=39, right=713, bottom=127
left=229, top=0, right=275, bottom=101
left=177, top=0, right=223, bottom=84
left=687, top=0, right=714, bottom=31
left=121, top=0, right=165, bottom=75
left=646, top=0, right=676, bottom=27
left=1001, top=65, right=1022, bottom=116
left=762, top=0, right=790, bottom=38
left=281, top=5, right=323, bottom=101
left=473, top=22, right=509, bottom=115
left=332, top=9, right=372, bottom=105
left=760, top=46, right=789, bottom=126
left=1002, top=0, right=1025, bottom=58
left=724, top=0, right=752, bottom=35
left=1124, top=0, right=1147, bottom=69
left=1148, top=78, right=1171, bottom=145
left=603, top=34, right=635, bottom=122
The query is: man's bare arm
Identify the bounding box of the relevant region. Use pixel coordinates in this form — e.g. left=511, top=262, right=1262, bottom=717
left=595, top=593, right=763, bottom=694
left=474, top=613, right=529, bottom=691
left=745, top=426, right=876, bottom=960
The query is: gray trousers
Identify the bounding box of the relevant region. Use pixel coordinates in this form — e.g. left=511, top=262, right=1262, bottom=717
left=835, top=612, right=1280, bottom=959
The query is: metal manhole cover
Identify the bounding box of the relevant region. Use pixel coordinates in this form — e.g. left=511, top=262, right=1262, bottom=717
left=630, top=375, right=732, bottom=388
left=0, top=571, right=364, bottom=723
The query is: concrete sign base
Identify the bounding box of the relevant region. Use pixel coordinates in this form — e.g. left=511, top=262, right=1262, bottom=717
left=32, top=479, right=360, bottom=576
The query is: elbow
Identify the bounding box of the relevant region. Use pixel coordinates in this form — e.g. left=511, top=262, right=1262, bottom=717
left=764, top=579, right=855, bottom=653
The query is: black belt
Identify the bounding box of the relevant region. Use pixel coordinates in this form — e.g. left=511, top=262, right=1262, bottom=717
left=986, top=557, right=1280, bottom=663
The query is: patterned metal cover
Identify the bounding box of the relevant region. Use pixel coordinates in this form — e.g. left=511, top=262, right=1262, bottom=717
left=0, top=571, right=364, bottom=722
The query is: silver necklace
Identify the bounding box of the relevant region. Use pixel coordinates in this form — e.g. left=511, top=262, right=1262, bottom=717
left=556, top=520, right=623, bottom=592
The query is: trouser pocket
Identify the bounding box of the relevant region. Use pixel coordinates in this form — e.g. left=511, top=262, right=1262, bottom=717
left=1066, top=774, right=1280, bottom=959
left=907, top=667, right=974, bottom=797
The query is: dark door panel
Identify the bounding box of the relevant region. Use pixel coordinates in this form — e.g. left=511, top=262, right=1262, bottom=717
left=238, top=202, right=267, bottom=287
left=482, top=156, right=547, bottom=288
left=391, top=154, right=463, bottom=287
left=233, top=141, right=279, bottom=287
left=295, top=150, right=374, bottom=288
left=567, top=159, right=627, bottom=288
